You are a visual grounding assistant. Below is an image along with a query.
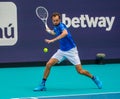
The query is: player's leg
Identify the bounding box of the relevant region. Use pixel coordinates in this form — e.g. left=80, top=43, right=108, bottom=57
left=43, top=58, right=58, bottom=79
left=33, top=58, right=58, bottom=91
left=65, top=48, right=93, bottom=78
left=75, top=64, right=93, bottom=78
left=43, top=49, right=65, bottom=79
left=75, top=64, right=102, bottom=89
left=65, top=47, right=102, bottom=89
left=34, top=49, right=64, bottom=91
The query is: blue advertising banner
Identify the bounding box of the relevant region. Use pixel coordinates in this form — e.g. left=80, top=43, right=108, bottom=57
left=0, top=0, right=120, bottom=63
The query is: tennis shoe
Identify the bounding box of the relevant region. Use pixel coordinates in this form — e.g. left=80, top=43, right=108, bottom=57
left=92, top=76, right=102, bottom=89
left=33, top=84, right=46, bottom=91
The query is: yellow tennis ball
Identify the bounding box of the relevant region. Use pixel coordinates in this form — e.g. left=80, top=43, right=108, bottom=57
left=43, top=48, right=48, bottom=53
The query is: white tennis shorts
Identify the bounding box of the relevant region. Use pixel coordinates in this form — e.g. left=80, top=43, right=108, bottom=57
left=51, top=47, right=81, bottom=65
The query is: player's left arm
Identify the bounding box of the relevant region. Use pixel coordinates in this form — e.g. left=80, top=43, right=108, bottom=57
left=45, top=29, right=68, bottom=44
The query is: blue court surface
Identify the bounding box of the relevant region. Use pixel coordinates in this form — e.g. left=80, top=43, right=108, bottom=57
left=0, top=63, right=120, bottom=99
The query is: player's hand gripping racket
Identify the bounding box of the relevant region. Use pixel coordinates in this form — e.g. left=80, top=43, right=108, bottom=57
left=36, top=6, right=49, bottom=29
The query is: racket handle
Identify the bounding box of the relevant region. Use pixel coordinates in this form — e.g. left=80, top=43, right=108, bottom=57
left=45, top=23, right=49, bottom=29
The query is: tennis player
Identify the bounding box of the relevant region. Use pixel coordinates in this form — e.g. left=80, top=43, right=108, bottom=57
left=34, top=12, right=102, bottom=91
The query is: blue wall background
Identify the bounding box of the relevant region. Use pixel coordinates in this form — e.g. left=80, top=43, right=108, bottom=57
left=0, top=0, right=120, bottom=63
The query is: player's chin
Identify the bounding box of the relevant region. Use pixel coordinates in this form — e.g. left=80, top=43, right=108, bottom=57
left=54, top=23, right=59, bottom=26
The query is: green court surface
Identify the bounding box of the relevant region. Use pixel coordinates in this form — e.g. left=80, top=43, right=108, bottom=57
left=0, top=64, right=120, bottom=99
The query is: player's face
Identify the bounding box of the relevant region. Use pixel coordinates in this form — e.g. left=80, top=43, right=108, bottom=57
left=52, top=16, right=61, bottom=26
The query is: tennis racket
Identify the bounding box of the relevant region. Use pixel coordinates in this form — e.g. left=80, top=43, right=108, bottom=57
left=36, top=6, right=49, bottom=28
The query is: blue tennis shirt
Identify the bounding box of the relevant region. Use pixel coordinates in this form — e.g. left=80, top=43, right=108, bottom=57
left=53, top=22, right=76, bottom=51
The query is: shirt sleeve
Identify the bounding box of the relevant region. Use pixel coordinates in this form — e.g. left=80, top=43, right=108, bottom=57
left=53, top=23, right=67, bottom=35
left=60, top=23, right=66, bottom=32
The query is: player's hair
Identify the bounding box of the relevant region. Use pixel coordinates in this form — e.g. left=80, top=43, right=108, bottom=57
left=51, top=12, right=61, bottom=19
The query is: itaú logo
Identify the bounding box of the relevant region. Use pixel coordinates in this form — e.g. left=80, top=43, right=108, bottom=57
left=0, top=2, right=18, bottom=46
left=62, top=14, right=115, bottom=31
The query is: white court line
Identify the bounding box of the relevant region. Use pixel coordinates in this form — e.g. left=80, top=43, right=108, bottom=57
left=37, top=91, right=120, bottom=98
left=11, top=91, right=120, bottom=99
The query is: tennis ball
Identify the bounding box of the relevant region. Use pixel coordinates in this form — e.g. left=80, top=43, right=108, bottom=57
left=43, top=48, right=48, bottom=53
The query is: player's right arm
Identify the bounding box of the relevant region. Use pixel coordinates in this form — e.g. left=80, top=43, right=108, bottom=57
left=46, top=27, right=56, bottom=35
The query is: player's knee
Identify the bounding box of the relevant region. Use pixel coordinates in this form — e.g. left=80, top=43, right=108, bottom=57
left=79, top=70, right=85, bottom=74
left=77, top=69, right=84, bottom=74
left=46, top=62, right=52, bottom=69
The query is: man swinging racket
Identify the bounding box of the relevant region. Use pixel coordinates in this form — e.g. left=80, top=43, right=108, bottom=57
left=34, top=12, right=102, bottom=91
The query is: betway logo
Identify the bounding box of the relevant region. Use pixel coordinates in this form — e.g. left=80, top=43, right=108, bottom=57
left=62, top=14, right=115, bottom=31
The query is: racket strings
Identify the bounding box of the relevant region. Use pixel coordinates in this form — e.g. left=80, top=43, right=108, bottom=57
left=37, top=8, right=48, bottom=20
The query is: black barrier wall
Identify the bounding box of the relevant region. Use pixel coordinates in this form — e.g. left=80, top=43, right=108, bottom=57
left=0, top=0, right=120, bottom=63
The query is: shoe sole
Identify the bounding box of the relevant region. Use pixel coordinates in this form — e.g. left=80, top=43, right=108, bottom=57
left=33, top=88, right=46, bottom=91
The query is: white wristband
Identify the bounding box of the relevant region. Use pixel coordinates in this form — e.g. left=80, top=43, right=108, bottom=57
left=47, top=29, right=51, bottom=33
